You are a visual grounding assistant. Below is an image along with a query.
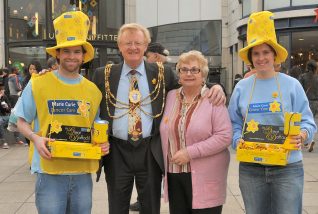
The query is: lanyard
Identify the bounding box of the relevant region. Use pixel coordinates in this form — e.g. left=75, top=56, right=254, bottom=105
left=241, top=73, right=285, bottom=139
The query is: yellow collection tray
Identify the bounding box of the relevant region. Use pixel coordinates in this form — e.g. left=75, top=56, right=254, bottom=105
left=236, top=142, right=288, bottom=166
left=48, top=141, right=102, bottom=160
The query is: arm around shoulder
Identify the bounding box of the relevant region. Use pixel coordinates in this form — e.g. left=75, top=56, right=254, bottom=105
left=91, top=67, right=105, bottom=86
left=164, top=65, right=180, bottom=91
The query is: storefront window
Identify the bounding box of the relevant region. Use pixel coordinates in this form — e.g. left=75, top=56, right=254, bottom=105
left=9, top=46, right=47, bottom=70
left=292, top=0, right=318, bottom=6
left=242, top=0, right=252, bottom=17
left=277, top=34, right=290, bottom=70
left=7, top=0, right=46, bottom=41
left=264, top=0, right=290, bottom=10
left=291, top=31, right=318, bottom=70
left=5, top=0, right=123, bottom=69
left=148, top=21, right=221, bottom=61
left=101, top=0, right=124, bottom=33
left=52, top=0, right=99, bottom=35
left=52, top=0, right=76, bottom=19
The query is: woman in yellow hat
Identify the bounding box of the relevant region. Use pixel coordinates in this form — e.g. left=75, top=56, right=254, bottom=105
left=228, top=11, right=316, bottom=214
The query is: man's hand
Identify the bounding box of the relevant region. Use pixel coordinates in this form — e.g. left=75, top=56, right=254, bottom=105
left=204, top=84, right=226, bottom=106
left=32, top=135, right=54, bottom=159
left=38, top=69, right=51, bottom=75
left=171, top=149, right=190, bottom=166
left=99, top=142, right=110, bottom=156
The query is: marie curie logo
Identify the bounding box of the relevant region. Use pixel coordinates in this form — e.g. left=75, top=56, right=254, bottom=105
left=248, top=101, right=282, bottom=113
left=48, top=100, right=90, bottom=116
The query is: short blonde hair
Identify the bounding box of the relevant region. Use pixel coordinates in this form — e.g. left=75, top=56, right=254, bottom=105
left=117, top=23, right=151, bottom=45
left=176, top=50, right=209, bottom=80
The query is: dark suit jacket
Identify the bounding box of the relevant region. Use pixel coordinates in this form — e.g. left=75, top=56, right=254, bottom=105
left=92, top=61, right=179, bottom=174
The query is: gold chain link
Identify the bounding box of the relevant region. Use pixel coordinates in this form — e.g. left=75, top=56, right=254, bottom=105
left=104, top=62, right=166, bottom=119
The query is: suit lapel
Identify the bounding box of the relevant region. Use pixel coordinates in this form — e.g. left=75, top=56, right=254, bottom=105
left=109, top=63, right=123, bottom=117
left=144, top=62, right=158, bottom=113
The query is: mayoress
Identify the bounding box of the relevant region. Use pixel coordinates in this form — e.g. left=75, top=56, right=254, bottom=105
left=160, top=50, right=232, bottom=214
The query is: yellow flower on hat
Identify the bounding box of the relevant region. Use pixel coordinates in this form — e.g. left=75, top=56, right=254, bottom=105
left=269, top=100, right=281, bottom=113
left=272, top=91, right=278, bottom=98
left=50, top=120, right=62, bottom=134
left=246, top=119, right=259, bottom=133
left=77, top=101, right=90, bottom=117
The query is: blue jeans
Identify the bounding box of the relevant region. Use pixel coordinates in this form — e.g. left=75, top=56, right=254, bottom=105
left=35, top=173, right=92, bottom=214
left=239, top=161, right=304, bottom=214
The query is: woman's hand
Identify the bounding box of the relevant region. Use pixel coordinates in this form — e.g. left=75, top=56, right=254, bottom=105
left=171, top=149, right=190, bottom=165
left=288, top=131, right=307, bottom=150
left=288, top=135, right=302, bottom=150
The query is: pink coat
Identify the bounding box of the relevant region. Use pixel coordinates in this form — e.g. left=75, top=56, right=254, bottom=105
left=160, top=89, right=232, bottom=209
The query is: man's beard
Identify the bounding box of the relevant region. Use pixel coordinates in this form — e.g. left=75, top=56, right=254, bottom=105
left=60, top=61, right=82, bottom=74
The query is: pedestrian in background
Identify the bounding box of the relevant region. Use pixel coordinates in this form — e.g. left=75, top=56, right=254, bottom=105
left=233, top=73, right=242, bottom=91
left=288, top=65, right=302, bottom=80
left=299, top=59, right=318, bottom=152
left=243, top=65, right=256, bottom=78
left=0, top=85, right=11, bottom=149
left=47, top=57, right=59, bottom=71
left=7, top=66, right=24, bottom=145
left=22, top=60, right=42, bottom=90
left=8, top=66, right=21, bottom=107
left=145, top=42, right=169, bottom=63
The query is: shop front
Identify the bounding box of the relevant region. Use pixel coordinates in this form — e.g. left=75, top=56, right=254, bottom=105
left=239, top=16, right=318, bottom=73
left=239, top=1, right=318, bottom=72
left=4, top=0, right=124, bottom=74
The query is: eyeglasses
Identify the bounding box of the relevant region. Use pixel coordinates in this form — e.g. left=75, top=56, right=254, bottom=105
left=122, top=41, right=145, bottom=47
left=178, top=67, right=201, bottom=74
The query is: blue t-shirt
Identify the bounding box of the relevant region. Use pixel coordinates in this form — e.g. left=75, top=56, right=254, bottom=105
left=15, top=71, right=90, bottom=173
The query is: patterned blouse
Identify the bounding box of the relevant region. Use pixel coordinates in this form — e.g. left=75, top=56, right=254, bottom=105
left=167, top=86, right=207, bottom=173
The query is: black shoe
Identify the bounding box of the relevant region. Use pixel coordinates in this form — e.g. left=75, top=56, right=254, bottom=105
left=129, top=201, right=140, bottom=211
left=309, top=141, right=315, bottom=152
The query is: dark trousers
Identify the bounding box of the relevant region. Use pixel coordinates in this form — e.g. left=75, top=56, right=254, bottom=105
left=167, top=173, right=223, bottom=214
left=103, top=136, right=162, bottom=214
left=9, top=95, right=19, bottom=107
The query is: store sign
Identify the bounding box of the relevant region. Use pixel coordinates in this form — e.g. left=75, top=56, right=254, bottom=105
left=48, top=33, right=117, bottom=41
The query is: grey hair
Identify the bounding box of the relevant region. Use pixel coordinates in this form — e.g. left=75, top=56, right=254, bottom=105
left=117, top=23, right=151, bottom=46
left=176, top=50, right=209, bottom=81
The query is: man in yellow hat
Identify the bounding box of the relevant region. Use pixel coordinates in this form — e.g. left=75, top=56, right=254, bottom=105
left=15, top=11, right=108, bottom=214
left=92, top=23, right=226, bottom=214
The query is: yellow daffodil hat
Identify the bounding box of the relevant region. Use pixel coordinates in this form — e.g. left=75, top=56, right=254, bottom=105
left=239, top=11, right=288, bottom=65
left=46, top=11, right=94, bottom=63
